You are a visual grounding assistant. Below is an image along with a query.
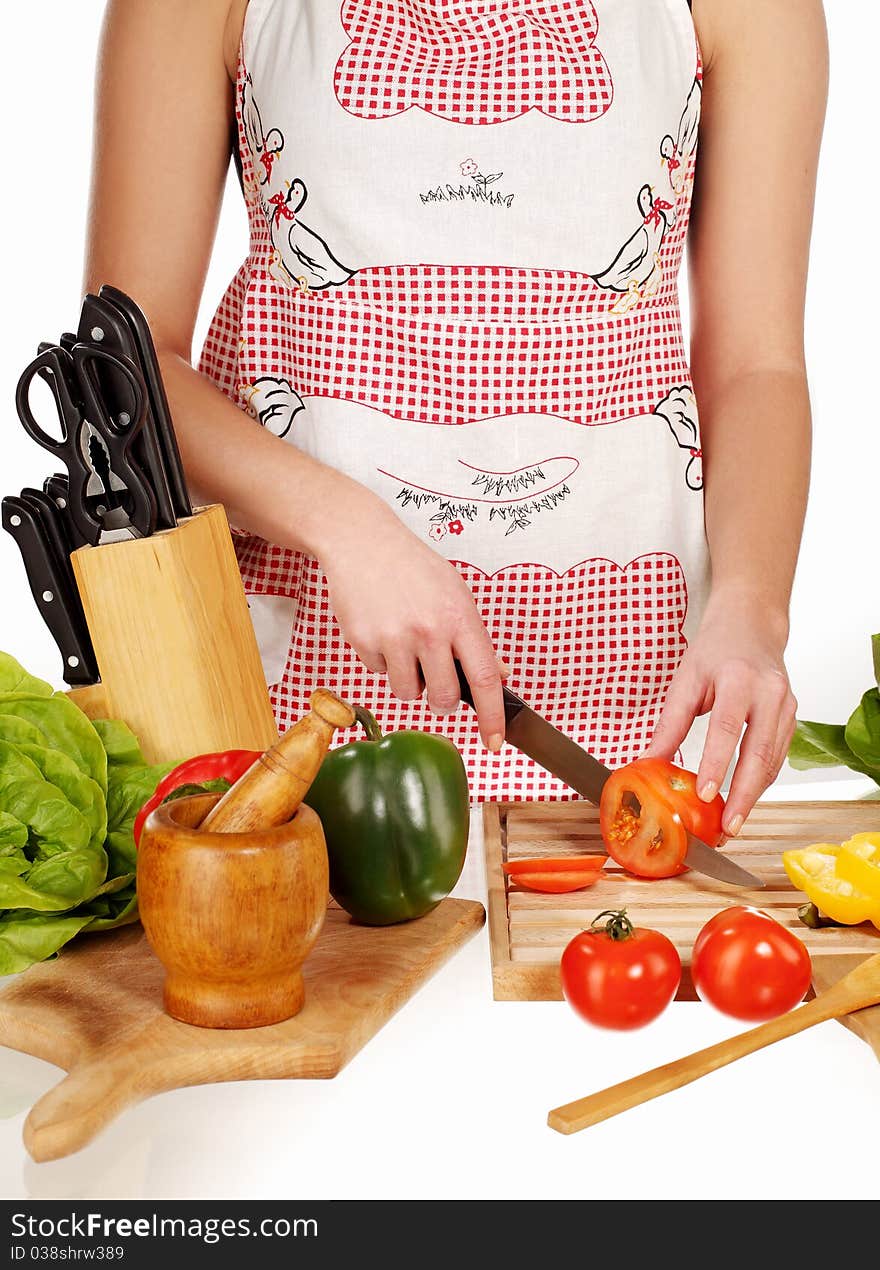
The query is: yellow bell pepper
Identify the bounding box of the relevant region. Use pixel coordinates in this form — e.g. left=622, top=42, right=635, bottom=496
left=837, top=832, right=880, bottom=904
left=782, top=844, right=880, bottom=929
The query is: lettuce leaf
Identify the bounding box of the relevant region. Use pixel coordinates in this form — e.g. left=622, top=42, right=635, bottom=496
left=105, top=762, right=173, bottom=878
left=0, top=653, right=53, bottom=698
left=789, top=633, right=880, bottom=788
left=0, top=740, right=92, bottom=857
left=0, top=813, right=29, bottom=877
left=78, top=882, right=139, bottom=932
left=14, top=743, right=106, bottom=851
left=788, top=720, right=872, bottom=774
left=93, top=719, right=173, bottom=877
left=0, top=659, right=178, bottom=972
left=91, top=719, right=148, bottom=769
left=0, top=909, right=96, bottom=975
left=845, top=688, right=880, bottom=773
left=0, top=695, right=108, bottom=793
left=0, top=848, right=109, bottom=912
left=0, top=714, right=49, bottom=748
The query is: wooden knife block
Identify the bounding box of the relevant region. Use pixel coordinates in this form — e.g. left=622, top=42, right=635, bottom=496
left=68, top=505, right=278, bottom=764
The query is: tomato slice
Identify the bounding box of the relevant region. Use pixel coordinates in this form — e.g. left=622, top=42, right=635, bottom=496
left=503, top=855, right=607, bottom=874
left=507, top=869, right=606, bottom=893
left=599, top=759, right=724, bottom=879
left=503, top=855, right=607, bottom=894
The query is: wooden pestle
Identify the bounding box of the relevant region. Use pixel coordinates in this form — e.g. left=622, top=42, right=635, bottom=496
left=201, top=688, right=356, bottom=833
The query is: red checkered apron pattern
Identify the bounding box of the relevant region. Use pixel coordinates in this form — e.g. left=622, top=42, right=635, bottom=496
left=199, top=0, right=709, bottom=799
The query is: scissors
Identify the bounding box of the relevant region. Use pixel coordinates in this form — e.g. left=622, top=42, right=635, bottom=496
left=15, top=343, right=157, bottom=546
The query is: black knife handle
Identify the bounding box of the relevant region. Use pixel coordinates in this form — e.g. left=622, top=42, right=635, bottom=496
left=2, top=496, right=100, bottom=686
left=42, top=473, right=88, bottom=551
left=453, top=659, right=526, bottom=728
left=99, top=285, right=192, bottom=520
left=19, top=489, right=78, bottom=588
left=78, top=294, right=178, bottom=532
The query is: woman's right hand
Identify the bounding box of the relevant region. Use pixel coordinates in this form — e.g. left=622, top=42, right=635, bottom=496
left=319, top=491, right=506, bottom=750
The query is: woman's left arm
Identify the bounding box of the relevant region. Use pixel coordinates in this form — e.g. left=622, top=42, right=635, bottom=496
left=645, top=0, right=828, bottom=835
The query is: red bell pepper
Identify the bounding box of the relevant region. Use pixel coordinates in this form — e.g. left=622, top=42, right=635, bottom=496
left=133, top=749, right=261, bottom=846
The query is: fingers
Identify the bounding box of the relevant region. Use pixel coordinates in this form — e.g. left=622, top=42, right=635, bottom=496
left=695, top=667, right=753, bottom=809
left=356, top=649, right=387, bottom=676
left=774, top=705, right=798, bottom=774
left=643, top=673, right=704, bottom=760
left=383, top=645, right=424, bottom=702
left=456, top=630, right=506, bottom=751
left=718, top=674, right=796, bottom=836
left=417, top=645, right=462, bottom=717
left=350, top=627, right=506, bottom=751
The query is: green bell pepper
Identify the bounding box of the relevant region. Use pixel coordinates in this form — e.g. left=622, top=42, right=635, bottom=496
left=305, top=707, right=470, bottom=925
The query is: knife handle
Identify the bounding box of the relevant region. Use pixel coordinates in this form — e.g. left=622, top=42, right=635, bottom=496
left=43, top=473, right=91, bottom=550
left=99, top=284, right=193, bottom=521
left=2, top=496, right=100, bottom=687
left=19, top=489, right=79, bottom=591
left=453, top=659, right=526, bottom=727
left=78, top=293, right=178, bottom=532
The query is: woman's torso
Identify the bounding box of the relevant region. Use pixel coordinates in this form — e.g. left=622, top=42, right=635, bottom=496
left=201, top=0, right=709, bottom=797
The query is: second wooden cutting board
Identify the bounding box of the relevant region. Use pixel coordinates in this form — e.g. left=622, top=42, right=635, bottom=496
left=484, top=800, right=880, bottom=1059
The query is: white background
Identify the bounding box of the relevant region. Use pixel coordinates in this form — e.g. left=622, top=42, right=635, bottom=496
left=0, top=2, right=878, bottom=1204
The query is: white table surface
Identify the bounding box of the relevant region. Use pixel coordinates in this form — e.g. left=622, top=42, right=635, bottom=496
left=0, top=778, right=878, bottom=1202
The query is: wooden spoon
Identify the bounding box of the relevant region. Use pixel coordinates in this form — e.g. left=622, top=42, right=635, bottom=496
left=548, top=952, right=880, bottom=1135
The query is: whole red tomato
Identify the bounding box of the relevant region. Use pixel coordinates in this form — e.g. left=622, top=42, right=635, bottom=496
left=560, top=909, right=682, bottom=1030
left=692, top=906, right=812, bottom=1022
left=599, top=758, right=725, bottom=879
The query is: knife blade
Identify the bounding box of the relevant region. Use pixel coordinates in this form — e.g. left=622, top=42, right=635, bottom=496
left=453, top=662, right=765, bottom=890
left=2, top=495, right=100, bottom=686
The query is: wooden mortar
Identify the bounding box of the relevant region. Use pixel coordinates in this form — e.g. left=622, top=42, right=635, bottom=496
left=138, top=689, right=355, bottom=1029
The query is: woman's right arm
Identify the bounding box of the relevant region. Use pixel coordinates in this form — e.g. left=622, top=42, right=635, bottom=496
left=85, top=0, right=506, bottom=746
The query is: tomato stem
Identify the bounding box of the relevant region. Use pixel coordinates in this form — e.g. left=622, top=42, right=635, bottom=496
left=591, top=908, right=635, bottom=941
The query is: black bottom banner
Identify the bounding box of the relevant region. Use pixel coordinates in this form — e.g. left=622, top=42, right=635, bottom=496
left=0, top=1199, right=859, bottom=1266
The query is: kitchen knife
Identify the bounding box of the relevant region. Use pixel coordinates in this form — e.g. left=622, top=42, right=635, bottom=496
left=42, top=473, right=87, bottom=552
left=19, top=488, right=79, bottom=588
left=77, top=294, right=178, bottom=531
left=1, top=495, right=100, bottom=686
left=99, top=285, right=193, bottom=521
left=16, top=490, right=95, bottom=662
left=453, top=662, right=765, bottom=890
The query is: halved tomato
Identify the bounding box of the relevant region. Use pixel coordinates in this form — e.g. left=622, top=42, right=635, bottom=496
left=503, top=855, right=607, bottom=893
left=599, top=758, right=725, bottom=880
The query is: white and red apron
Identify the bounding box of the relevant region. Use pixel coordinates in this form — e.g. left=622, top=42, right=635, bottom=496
left=200, top=0, right=709, bottom=799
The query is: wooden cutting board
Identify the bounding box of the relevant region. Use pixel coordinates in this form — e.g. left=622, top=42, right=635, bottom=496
left=0, top=898, right=484, bottom=1163
left=484, top=801, right=880, bottom=1058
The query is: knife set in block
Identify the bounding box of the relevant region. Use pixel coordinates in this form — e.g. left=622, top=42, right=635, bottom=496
left=4, top=285, right=278, bottom=762
left=68, top=503, right=278, bottom=763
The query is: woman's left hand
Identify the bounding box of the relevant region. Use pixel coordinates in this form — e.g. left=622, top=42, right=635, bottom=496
left=643, top=593, right=798, bottom=837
